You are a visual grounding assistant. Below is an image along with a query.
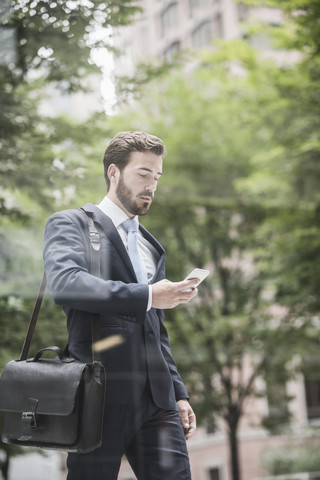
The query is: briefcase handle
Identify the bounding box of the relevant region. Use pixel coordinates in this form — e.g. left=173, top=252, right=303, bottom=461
left=30, top=346, right=76, bottom=363
left=20, top=208, right=101, bottom=362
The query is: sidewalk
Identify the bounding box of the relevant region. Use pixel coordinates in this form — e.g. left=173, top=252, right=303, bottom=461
left=7, top=451, right=64, bottom=480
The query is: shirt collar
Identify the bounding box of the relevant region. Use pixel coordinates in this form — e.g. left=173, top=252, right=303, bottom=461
left=97, top=195, right=139, bottom=229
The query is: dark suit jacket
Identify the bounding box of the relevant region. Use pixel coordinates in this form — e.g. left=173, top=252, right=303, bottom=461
left=43, top=203, right=188, bottom=409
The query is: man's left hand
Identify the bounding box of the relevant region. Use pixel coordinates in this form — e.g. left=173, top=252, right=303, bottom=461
left=177, top=399, right=196, bottom=440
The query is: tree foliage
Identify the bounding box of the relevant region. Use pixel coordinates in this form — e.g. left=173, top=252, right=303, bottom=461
left=109, top=1, right=320, bottom=479
left=0, top=0, right=138, bottom=219
left=0, top=0, right=138, bottom=472
left=262, top=438, right=320, bottom=475
left=1, top=0, right=320, bottom=478
left=0, top=0, right=138, bottom=371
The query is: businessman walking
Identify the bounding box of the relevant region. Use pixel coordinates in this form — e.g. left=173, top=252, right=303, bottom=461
left=44, top=131, right=198, bottom=479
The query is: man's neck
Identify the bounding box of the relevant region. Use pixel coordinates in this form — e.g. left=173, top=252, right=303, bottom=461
left=106, top=193, right=134, bottom=219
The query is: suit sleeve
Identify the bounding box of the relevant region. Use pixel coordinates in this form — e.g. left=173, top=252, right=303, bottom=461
left=158, top=309, right=189, bottom=401
left=43, top=211, right=149, bottom=324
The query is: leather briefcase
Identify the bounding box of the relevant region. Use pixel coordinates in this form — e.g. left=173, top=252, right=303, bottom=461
left=0, top=210, right=106, bottom=453
left=0, top=346, right=106, bottom=453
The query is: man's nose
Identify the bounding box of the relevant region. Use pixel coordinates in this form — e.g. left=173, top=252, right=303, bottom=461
left=146, top=180, right=157, bottom=193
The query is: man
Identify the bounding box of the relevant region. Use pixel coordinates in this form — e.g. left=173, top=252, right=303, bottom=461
left=43, top=131, right=198, bottom=480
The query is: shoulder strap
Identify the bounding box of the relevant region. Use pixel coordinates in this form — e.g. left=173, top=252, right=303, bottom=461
left=20, top=273, right=47, bottom=361
left=20, top=208, right=102, bottom=362
left=79, top=208, right=102, bottom=362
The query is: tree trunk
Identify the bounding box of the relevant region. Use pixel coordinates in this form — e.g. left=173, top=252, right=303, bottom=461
left=227, top=414, right=241, bottom=480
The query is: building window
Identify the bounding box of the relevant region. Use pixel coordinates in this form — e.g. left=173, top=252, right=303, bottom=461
left=270, top=386, right=289, bottom=418
left=249, top=32, right=271, bottom=51
left=303, top=361, right=320, bottom=421
left=262, top=376, right=290, bottom=432
left=163, top=40, right=180, bottom=62
left=189, top=0, right=211, bottom=13
left=305, top=379, right=320, bottom=420
left=237, top=2, right=250, bottom=22
left=192, top=20, right=212, bottom=49
left=206, top=418, right=217, bottom=435
left=139, top=23, right=149, bottom=54
left=212, top=12, right=223, bottom=38
left=208, top=467, right=220, bottom=480
left=161, top=2, right=178, bottom=37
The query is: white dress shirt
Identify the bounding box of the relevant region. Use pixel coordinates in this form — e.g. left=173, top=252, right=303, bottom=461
left=97, top=195, right=159, bottom=310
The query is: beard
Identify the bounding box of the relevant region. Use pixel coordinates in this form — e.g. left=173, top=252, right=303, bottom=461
left=116, top=174, right=153, bottom=216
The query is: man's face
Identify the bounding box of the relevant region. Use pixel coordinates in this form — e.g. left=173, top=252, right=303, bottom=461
left=112, top=151, right=163, bottom=217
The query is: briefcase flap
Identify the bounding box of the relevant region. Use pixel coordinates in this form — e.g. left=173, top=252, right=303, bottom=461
left=0, top=358, right=88, bottom=416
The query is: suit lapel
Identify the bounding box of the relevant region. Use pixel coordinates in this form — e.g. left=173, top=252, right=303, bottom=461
left=139, top=224, right=166, bottom=282
left=82, top=203, right=166, bottom=283
left=82, top=203, right=135, bottom=277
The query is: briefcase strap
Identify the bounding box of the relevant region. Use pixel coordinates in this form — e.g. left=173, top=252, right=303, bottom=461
left=80, top=208, right=102, bottom=362
left=20, top=209, right=102, bottom=362
left=20, top=273, right=47, bottom=361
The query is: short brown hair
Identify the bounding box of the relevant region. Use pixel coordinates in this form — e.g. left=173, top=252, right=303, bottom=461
left=103, top=131, right=166, bottom=190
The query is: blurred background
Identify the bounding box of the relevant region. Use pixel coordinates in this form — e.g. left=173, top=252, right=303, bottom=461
left=1, top=0, right=320, bottom=479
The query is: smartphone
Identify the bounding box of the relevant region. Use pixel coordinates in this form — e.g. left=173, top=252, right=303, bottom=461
left=180, top=268, right=210, bottom=292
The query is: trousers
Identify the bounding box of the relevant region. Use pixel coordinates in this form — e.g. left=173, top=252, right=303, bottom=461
left=67, top=383, right=192, bottom=480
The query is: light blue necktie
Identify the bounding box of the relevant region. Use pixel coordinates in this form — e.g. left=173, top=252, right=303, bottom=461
left=122, top=219, right=148, bottom=284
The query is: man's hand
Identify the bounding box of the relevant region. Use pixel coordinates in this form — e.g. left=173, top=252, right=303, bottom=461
left=177, top=399, right=196, bottom=441
left=151, top=279, right=198, bottom=309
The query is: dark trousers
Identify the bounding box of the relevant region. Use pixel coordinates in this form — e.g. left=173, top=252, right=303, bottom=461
left=67, top=384, right=191, bottom=480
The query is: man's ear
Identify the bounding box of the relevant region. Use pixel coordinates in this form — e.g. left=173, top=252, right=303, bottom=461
left=108, top=164, right=119, bottom=185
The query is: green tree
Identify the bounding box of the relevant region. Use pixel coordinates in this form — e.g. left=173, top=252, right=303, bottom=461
left=0, top=0, right=139, bottom=218
left=0, top=0, right=138, bottom=473
left=107, top=2, right=320, bottom=478
left=237, top=0, right=320, bottom=315
left=262, top=438, right=320, bottom=475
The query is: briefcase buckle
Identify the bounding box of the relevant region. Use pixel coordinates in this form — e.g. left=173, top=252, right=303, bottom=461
left=22, top=411, right=37, bottom=429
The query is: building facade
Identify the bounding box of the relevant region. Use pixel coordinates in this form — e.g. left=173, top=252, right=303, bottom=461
left=112, top=0, right=282, bottom=77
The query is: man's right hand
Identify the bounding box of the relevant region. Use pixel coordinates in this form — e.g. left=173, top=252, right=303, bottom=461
left=151, top=279, right=198, bottom=309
